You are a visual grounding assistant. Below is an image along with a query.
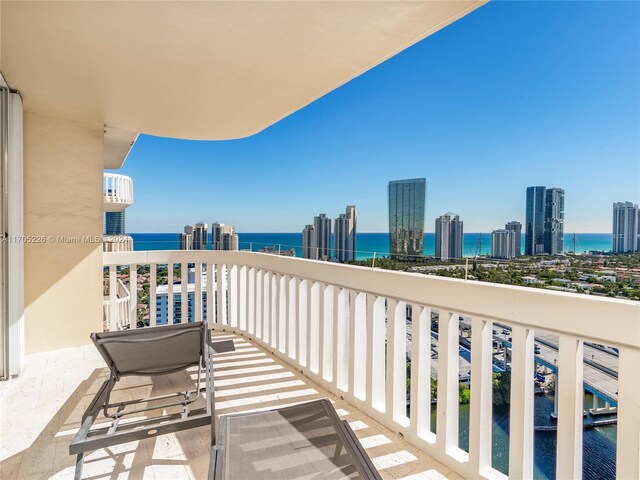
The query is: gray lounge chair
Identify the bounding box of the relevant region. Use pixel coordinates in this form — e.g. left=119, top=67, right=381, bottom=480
left=69, top=321, right=234, bottom=480
left=210, top=399, right=382, bottom=479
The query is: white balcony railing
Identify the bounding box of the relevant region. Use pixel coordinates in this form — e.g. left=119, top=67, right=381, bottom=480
left=103, top=172, right=133, bottom=210
left=102, top=250, right=640, bottom=480
left=102, top=277, right=131, bottom=330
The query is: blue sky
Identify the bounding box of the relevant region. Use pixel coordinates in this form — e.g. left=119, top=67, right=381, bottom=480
left=115, top=1, right=640, bottom=234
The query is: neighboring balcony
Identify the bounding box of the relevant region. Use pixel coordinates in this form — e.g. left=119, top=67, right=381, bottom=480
left=103, top=173, right=133, bottom=212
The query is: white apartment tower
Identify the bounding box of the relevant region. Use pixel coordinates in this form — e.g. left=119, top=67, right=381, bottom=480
left=334, top=205, right=357, bottom=262
left=435, top=212, right=464, bottom=260
left=212, top=222, right=238, bottom=251
left=491, top=229, right=517, bottom=259
left=313, top=213, right=332, bottom=260
left=302, top=224, right=317, bottom=260
left=612, top=202, right=639, bottom=253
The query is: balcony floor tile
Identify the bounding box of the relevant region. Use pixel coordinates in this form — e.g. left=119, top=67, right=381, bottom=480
left=1, top=332, right=456, bottom=479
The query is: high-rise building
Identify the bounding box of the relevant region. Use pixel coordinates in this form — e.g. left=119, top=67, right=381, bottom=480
left=491, top=229, right=517, bottom=259
left=302, top=224, right=317, bottom=260
left=212, top=222, right=237, bottom=251
left=192, top=222, right=208, bottom=250
left=544, top=188, right=564, bottom=255
left=334, top=205, right=357, bottom=262
left=104, top=211, right=125, bottom=235
left=314, top=214, right=332, bottom=260
left=221, top=232, right=239, bottom=251
left=388, top=178, right=427, bottom=258
left=435, top=212, right=463, bottom=260
left=525, top=186, right=546, bottom=256
left=179, top=232, right=192, bottom=251
left=612, top=201, right=639, bottom=253
left=505, top=221, right=522, bottom=257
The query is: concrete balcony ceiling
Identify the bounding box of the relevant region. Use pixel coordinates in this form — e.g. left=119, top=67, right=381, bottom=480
left=1, top=1, right=484, bottom=146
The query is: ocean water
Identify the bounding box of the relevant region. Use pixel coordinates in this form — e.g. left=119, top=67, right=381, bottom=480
left=131, top=232, right=613, bottom=259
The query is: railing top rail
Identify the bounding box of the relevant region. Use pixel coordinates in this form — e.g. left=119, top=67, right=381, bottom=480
left=103, top=172, right=133, bottom=181
left=103, top=250, right=640, bottom=349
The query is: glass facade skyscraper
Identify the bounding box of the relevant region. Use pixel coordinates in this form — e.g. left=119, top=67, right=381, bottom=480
left=104, top=211, right=125, bottom=235
left=525, top=186, right=546, bottom=255
left=544, top=187, right=565, bottom=255
left=388, top=178, right=426, bottom=258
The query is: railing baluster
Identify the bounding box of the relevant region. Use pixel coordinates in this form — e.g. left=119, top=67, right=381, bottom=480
left=508, top=324, right=535, bottom=478
left=271, top=273, right=279, bottom=350
left=367, top=295, right=385, bottom=412
left=263, top=271, right=270, bottom=344
left=280, top=274, right=288, bottom=354
left=336, top=288, right=349, bottom=391
left=237, top=265, right=245, bottom=330
left=206, top=263, right=214, bottom=329
left=469, top=316, right=493, bottom=474
left=194, top=262, right=202, bottom=322
left=288, top=276, right=297, bottom=359
left=181, top=262, right=188, bottom=323
left=556, top=335, right=584, bottom=480
left=617, top=346, right=640, bottom=479
left=410, top=306, right=433, bottom=441
left=167, top=263, right=174, bottom=326
left=298, top=279, right=309, bottom=368
left=255, top=269, right=262, bottom=338
left=216, top=264, right=224, bottom=327
left=318, top=283, right=327, bottom=380
left=229, top=265, right=237, bottom=328
left=129, top=263, right=137, bottom=328
left=350, top=291, right=366, bottom=400
left=309, top=282, right=320, bottom=374
left=386, top=299, right=407, bottom=425
left=436, top=310, right=460, bottom=455
left=150, top=263, right=157, bottom=327
left=109, top=265, right=117, bottom=331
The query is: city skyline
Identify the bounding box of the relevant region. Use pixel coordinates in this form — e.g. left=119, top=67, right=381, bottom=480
left=111, top=1, right=639, bottom=234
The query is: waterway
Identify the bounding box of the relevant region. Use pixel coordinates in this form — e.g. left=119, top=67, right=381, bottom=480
left=428, top=392, right=616, bottom=479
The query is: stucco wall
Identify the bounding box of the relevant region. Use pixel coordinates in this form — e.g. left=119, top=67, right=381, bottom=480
left=23, top=112, right=103, bottom=353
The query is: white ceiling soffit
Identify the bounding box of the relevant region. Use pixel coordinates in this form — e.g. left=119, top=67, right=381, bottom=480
left=104, top=127, right=138, bottom=169
left=1, top=1, right=485, bottom=141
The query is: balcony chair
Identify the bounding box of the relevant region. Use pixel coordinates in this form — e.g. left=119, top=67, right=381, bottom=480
left=209, top=398, right=382, bottom=479
left=69, top=321, right=234, bottom=480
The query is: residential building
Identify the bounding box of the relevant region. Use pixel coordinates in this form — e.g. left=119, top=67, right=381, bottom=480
left=155, top=268, right=208, bottom=325
left=544, top=188, right=565, bottom=255
left=179, top=232, right=192, bottom=251
left=612, top=201, right=639, bottom=253
left=302, top=224, right=317, bottom=260
left=435, top=212, right=463, bottom=260
left=505, top=221, right=522, bottom=257
left=212, top=222, right=237, bottom=250
left=525, top=186, right=546, bottom=255
left=103, top=173, right=134, bottom=252
left=388, top=178, right=427, bottom=258
left=334, top=205, right=357, bottom=262
left=192, top=222, right=208, bottom=250
left=492, top=229, right=517, bottom=259
left=314, top=213, right=332, bottom=260
left=525, top=186, right=564, bottom=255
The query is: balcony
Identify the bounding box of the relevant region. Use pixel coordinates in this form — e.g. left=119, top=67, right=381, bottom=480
left=63, top=250, right=640, bottom=478
left=103, top=173, right=134, bottom=212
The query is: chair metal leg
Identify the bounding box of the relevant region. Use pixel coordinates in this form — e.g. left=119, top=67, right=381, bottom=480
left=74, top=453, right=84, bottom=480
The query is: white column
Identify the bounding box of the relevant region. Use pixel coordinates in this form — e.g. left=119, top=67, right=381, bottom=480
left=180, top=262, right=188, bottom=323
left=410, top=306, right=432, bottom=441
left=367, top=295, right=385, bottom=412
left=617, top=346, right=640, bottom=479
left=287, top=276, right=297, bottom=359
left=336, top=288, right=349, bottom=391
left=194, top=263, right=202, bottom=322
left=129, top=264, right=137, bottom=328
left=254, top=269, right=262, bottom=338
left=167, top=263, right=174, bottom=326
left=508, top=325, right=535, bottom=479
left=350, top=291, right=366, bottom=400
left=109, top=265, right=117, bottom=331
left=150, top=263, right=157, bottom=327
left=436, top=310, right=460, bottom=455
left=386, top=299, right=407, bottom=425
left=469, top=317, right=493, bottom=475
left=556, top=335, right=584, bottom=480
